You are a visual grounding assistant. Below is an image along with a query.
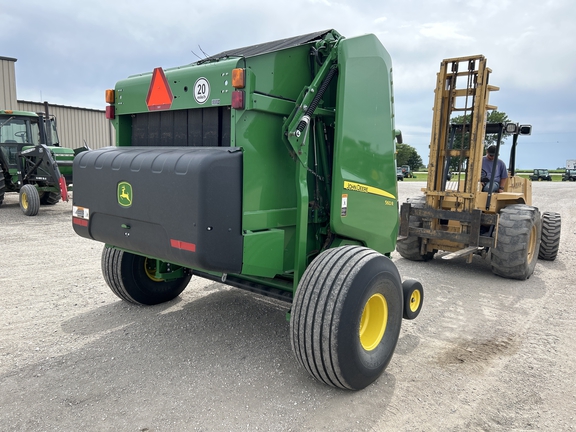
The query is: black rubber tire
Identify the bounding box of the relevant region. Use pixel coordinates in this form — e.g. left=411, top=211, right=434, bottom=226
left=19, top=184, right=40, bottom=216
left=40, top=191, right=60, bottom=205
left=101, top=246, right=191, bottom=305
left=396, top=196, right=436, bottom=261
left=491, top=205, right=541, bottom=280
left=0, top=167, right=5, bottom=206
left=402, top=279, right=424, bottom=320
left=539, top=211, right=561, bottom=261
left=290, top=245, right=403, bottom=390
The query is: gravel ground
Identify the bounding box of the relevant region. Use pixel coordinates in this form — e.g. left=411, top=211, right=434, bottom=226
left=1, top=182, right=575, bottom=431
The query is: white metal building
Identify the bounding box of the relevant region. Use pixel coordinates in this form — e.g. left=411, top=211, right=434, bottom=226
left=1, top=56, right=115, bottom=150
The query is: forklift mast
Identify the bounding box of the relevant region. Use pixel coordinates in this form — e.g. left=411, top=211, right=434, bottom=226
left=427, top=55, right=499, bottom=212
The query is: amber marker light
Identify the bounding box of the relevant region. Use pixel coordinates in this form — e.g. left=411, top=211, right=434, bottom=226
left=232, top=68, right=245, bottom=89
left=105, top=89, right=115, bottom=104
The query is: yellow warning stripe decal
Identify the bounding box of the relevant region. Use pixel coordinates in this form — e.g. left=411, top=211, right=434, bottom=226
left=343, top=181, right=396, bottom=200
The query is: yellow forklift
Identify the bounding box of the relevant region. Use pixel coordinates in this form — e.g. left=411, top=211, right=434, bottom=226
left=397, top=55, right=561, bottom=279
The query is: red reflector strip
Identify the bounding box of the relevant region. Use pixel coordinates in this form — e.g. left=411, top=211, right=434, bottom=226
left=73, top=217, right=88, bottom=227
left=170, top=239, right=196, bottom=252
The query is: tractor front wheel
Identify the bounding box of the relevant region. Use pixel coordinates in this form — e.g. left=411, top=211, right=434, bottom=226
left=491, top=205, right=541, bottom=280
left=290, top=246, right=403, bottom=390
left=0, top=168, right=5, bottom=205
left=101, top=246, right=191, bottom=305
left=19, top=184, right=40, bottom=216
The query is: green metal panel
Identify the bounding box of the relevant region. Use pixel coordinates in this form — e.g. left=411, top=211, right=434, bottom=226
left=48, top=146, right=74, bottom=179
left=114, top=59, right=241, bottom=115
left=330, top=34, right=399, bottom=254
left=242, top=229, right=285, bottom=277
left=243, top=45, right=313, bottom=100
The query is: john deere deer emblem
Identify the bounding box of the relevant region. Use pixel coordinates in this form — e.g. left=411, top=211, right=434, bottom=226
left=117, top=182, right=133, bottom=207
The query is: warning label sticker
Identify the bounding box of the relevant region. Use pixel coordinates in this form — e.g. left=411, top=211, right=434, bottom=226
left=341, top=194, right=348, bottom=217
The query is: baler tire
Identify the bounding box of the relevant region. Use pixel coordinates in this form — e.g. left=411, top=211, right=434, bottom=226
left=19, top=184, right=40, bottom=216
left=490, top=205, right=541, bottom=280
left=290, top=245, right=403, bottom=390
left=402, top=279, right=424, bottom=320
left=538, top=211, right=561, bottom=261
left=101, top=246, right=191, bottom=305
left=40, top=191, right=60, bottom=205
left=396, top=196, right=435, bottom=261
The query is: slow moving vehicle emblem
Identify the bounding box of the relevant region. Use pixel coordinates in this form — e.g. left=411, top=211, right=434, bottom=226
left=146, top=67, right=173, bottom=111
left=118, top=182, right=133, bottom=207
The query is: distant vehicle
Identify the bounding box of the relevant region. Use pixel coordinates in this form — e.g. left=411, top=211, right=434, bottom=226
left=397, top=167, right=404, bottom=181
left=562, top=169, right=576, bottom=181
left=401, top=165, right=415, bottom=178
left=529, top=169, right=552, bottom=181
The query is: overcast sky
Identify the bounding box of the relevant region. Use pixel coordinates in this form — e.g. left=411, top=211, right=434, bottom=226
left=3, top=0, right=575, bottom=169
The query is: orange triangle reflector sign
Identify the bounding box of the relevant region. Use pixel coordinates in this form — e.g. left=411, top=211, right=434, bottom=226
left=146, top=67, right=173, bottom=111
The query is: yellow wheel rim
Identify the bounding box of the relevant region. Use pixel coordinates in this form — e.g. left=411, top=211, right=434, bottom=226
left=359, top=293, right=388, bottom=351
left=144, top=258, right=163, bottom=282
left=409, top=289, right=421, bottom=313
left=22, top=192, right=29, bottom=210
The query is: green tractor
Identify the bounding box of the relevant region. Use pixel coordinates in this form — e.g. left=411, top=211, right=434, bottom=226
left=72, top=30, right=423, bottom=390
left=0, top=109, right=77, bottom=215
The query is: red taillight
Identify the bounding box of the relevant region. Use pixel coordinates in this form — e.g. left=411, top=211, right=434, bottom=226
left=106, top=105, right=115, bottom=119
left=232, top=91, right=244, bottom=110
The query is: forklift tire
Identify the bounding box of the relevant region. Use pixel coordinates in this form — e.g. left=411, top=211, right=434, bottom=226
left=491, top=205, right=541, bottom=280
left=101, top=246, right=191, bottom=305
left=19, top=184, right=40, bottom=216
left=402, top=279, right=424, bottom=320
left=396, top=196, right=436, bottom=261
left=538, top=211, right=561, bottom=261
left=290, top=245, right=403, bottom=390
left=40, top=191, right=60, bottom=205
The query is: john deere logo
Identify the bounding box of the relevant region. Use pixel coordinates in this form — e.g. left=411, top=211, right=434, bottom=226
left=117, top=182, right=133, bottom=207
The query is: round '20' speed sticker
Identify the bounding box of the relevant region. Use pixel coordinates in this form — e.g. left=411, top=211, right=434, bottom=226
left=194, top=77, right=210, bottom=104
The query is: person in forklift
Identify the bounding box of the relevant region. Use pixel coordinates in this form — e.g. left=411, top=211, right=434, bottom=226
left=481, top=145, right=508, bottom=192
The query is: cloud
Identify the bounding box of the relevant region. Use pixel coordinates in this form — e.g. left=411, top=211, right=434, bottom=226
left=419, top=23, right=474, bottom=41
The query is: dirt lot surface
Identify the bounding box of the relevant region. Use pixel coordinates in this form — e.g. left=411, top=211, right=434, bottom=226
left=1, top=182, right=575, bottom=431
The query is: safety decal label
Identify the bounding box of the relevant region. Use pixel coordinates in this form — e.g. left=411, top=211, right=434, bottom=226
left=73, top=206, right=89, bottom=220
left=341, top=194, right=348, bottom=217
left=343, top=181, right=396, bottom=200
